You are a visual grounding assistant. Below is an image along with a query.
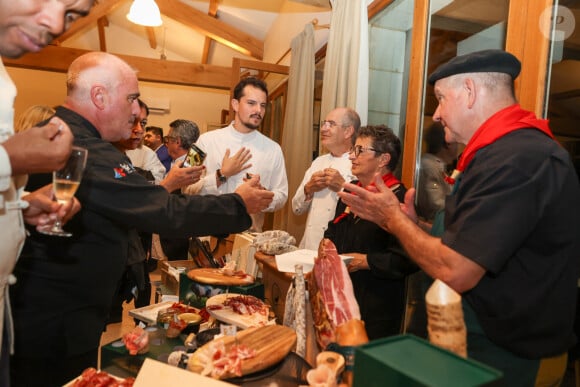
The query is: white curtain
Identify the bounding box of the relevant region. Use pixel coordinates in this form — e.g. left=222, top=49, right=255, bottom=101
left=273, top=23, right=315, bottom=240
left=319, top=0, right=369, bottom=153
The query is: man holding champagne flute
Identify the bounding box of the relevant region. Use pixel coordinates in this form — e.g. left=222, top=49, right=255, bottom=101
left=37, top=147, right=87, bottom=237
left=9, top=51, right=274, bottom=386
left=0, top=1, right=94, bottom=385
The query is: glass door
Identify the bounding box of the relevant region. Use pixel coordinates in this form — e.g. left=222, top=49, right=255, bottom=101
left=544, top=0, right=580, bottom=177
left=413, top=0, right=511, bottom=220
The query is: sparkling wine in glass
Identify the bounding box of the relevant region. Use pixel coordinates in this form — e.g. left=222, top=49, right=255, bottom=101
left=39, top=146, right=88, bottom=237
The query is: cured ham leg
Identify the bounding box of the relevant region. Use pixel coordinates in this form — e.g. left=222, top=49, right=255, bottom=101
left=309, top=239, right=368, bottom=349
left=309, top=239, right=368, bottom=387
left=314, top=239, right=361, bottom=325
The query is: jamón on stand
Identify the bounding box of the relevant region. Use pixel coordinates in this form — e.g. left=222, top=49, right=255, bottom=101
left=308, top=239, right=369, bottom=386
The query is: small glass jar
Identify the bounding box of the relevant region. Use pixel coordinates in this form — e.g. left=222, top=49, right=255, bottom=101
left=157, top=308, right=179, bottom=330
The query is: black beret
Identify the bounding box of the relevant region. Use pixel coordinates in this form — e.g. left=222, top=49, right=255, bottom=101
left=428, top=49, right=521, bottom=85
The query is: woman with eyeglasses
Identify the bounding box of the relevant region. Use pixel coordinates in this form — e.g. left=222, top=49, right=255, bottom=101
left=324, top=125, right=418, bottom=340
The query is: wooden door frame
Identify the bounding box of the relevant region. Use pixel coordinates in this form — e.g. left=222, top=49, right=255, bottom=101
left=267, top=81, right=288, bottom=143
left=399, top=0, right=430, bottom=189
left=391, top=0, right=553, bottom=188
left=506, top=0, right=553, bottom=115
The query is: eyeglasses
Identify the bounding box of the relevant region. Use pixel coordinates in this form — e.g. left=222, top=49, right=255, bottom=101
left=321, top=120, right=342, bottom=128
left=349, top=145, right=379, bottom=157
left=163, top=135, right=177, bottom=144
left=126, top=94, right=139, bottom=104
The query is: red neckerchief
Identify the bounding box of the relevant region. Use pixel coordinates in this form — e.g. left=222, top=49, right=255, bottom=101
left=333, top=172, right=401, bottom=224
left=446, top=104, right=553, bottom=185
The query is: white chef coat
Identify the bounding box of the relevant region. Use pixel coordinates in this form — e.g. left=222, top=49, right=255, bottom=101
left=196, top=123, right=288, bottom=232
left=292, top=152, right=353, bottom=250
left=0, top=60, right=26, bottom=354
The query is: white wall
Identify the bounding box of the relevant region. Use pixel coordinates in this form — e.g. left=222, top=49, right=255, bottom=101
left=265, top=4, right=330, bottom=65
left=7, top=67, right=231, bottom=134
left=367, top=0, right=415, bottom=138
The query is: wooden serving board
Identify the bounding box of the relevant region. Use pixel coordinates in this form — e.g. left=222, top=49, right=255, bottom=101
left=205, top=293, right=271, bottom=329
left=187, top=268, right=254, bottom=286
left=188, top=325, right=297, bottom=380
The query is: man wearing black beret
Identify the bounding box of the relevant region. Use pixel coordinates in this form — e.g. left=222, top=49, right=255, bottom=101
left=338, top=49, right=580, bottom=386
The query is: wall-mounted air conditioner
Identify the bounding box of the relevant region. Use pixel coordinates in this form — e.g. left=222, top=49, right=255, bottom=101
left=144, top=97, right=170, bottom=114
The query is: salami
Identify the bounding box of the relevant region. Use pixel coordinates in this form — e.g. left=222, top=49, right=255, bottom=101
left=253, top=230, right=297, bottom=255
left=283, top=264, right=307, bottom=357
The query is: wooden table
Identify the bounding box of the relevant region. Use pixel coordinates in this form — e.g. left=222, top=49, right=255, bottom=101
left=254, top=252, right=294, bottom=323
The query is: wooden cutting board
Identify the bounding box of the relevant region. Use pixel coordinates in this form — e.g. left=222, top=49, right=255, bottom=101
left=205, top=293, right=272, bottom=329
left=188, top=324, right=297, bottom=380
left=187, top=268, right=255, bottom=286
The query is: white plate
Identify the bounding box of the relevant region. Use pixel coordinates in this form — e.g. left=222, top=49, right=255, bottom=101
left=128, top=301, right=176, bottom=325
left=275, top=249, right=353, bottom=273
left=205, top=293, right=272, bottom=329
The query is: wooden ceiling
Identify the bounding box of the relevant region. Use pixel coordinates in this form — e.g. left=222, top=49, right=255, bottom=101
left=3, top=0, right=330, bottom=89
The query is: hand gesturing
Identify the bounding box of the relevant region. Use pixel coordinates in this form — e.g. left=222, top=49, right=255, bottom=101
left=221, top=147, right=252, bottom=178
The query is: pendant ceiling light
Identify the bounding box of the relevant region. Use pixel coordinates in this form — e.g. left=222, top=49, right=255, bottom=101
left=127, top=0, right=163, bottom=27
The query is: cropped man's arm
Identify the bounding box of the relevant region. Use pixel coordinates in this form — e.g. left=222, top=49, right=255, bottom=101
left=0, top=144, right=12, bottom=191
left=339, top=180, right=485, bottom=293
left=182, top=168, right=206, bottom=195
left=264, top=151, right=288, bottom=212
left=292, top=167, right=314, bottom=215
left=197, top=171, right=220, bottom=195
left=195, top=136, right=221, bottom=195
left=143, top=149, right=167, bottom=183
left=386, top=209, right=485, bottom=292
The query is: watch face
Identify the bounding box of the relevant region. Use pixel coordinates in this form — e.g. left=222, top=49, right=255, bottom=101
left=217, top=169, right=227, bottom=182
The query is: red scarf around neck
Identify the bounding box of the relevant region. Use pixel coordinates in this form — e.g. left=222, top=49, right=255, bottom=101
left=333, top=172, right=401, bottom=224
left=446, top=104, right=553, bottom=185
left=457, top=104, right=553, bottom=172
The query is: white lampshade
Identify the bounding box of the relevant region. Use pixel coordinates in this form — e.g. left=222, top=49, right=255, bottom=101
left=127, top=0, right=163, bottom=27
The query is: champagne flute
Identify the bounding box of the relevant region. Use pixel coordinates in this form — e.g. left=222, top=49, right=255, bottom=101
left=39, top=146, right=88, bottom=237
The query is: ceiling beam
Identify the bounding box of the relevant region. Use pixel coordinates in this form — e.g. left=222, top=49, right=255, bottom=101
left=368, top=0, right=395, bottom=19
left=146, top=27, right=158, bottom=50
left=97, top=17, right=108, bottom=52
left=3, top=46, right=231, bottom=89
left=52, top=0, right=124, bottom=45
left=208, top=0, right=219, bottom=20
left=201, top=0, right=220, bottom=64
left=157, top=0, right=264, bottom=60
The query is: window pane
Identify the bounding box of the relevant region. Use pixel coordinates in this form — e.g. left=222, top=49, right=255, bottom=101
left=545, top=1, right=580, bottom=179
left=417, top=0, right=510, bottom=221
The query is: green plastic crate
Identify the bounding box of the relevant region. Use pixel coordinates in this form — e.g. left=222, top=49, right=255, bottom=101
left=353, top=334, right=502, bottom=387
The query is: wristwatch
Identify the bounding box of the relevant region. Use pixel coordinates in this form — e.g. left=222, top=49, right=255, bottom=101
left=216, top=169, right=227, bottom=183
